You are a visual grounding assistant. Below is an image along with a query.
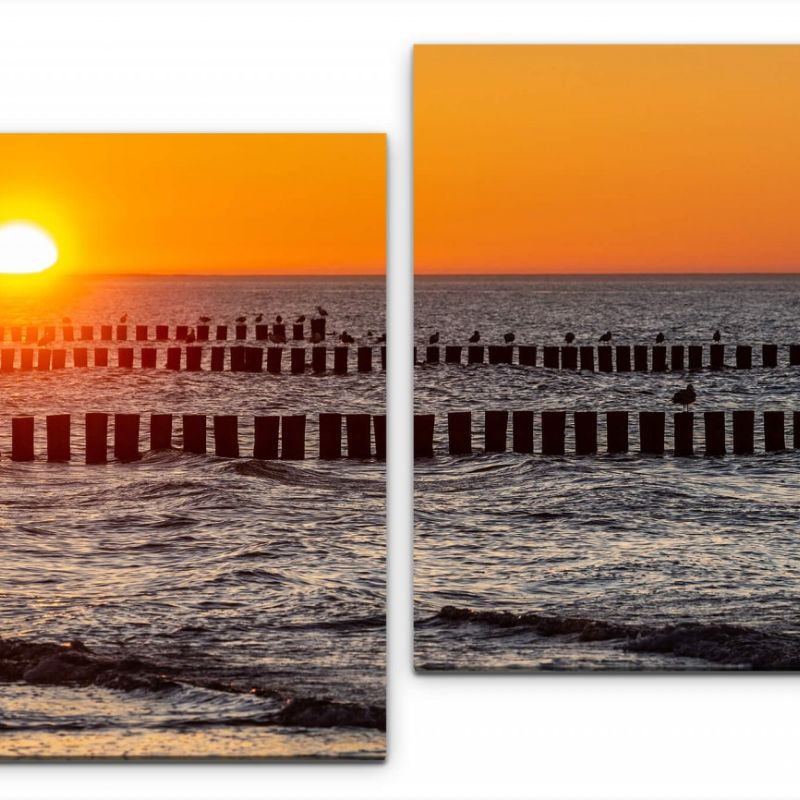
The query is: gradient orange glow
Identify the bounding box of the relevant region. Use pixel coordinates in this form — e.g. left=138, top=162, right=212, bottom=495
left=0, top=134, right=385, bottom=275
left=415, top=45, right=800, bottom=274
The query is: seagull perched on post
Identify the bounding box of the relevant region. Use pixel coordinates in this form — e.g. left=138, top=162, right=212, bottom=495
left=255, top=313, right=264, bottom=323
left=235, top=315, right=247, bottom=324
left=429, top=332, right=440, bottom=345
left=565, top=332, right=575, bottom=344
left=599, top=331, right=612, bottom=344
left=655, top=332, right=665, bottom=343
left=671, top=383, right=697, bottom=412
left=468, top=330, right=480, bottom=343
left=503, top=332, right=515, bottom=344
left=712, top=330, right=721, bottom=342
left=198, top=316, right=212, bottom=324
left=119, top=313, right=128, bottom=324
left=316, top=306, right=328, bottom=317
left=295, top=314, right=306, bottom=324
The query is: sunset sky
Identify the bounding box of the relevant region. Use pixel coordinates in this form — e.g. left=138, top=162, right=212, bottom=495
left=415, top=45, right=800, bottom=274
left=0, top=134, right=385, bottom=275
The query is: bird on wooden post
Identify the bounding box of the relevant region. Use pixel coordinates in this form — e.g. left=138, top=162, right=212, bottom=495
left=235, top=315, right=247, bottom=324
left=599, top=331, right=612, bottom=344
left=468, top=331, right=480, bottom=343
left=503, top=332, right=515, bottom=344
left=655, top=332, right=665, bottom=343
left=565, top=332, right=575, bottom=344
left=316, top=306, right=328, bottom=317
left=712, top=330, right=721, bottom=342
left=671, top=383, right=697, bottom=412
left=429, top=332, right=440, bottom=345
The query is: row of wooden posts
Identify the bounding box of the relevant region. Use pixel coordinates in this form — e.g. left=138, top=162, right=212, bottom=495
left=413, top=410, right=800, bottom=457
left=416, top=343, right=800, bottom=370
left=2, top=413, right=385, bottom=462
left=0, top=345, right=386, bottom=373
left=0, top=320, right=326, bottom=343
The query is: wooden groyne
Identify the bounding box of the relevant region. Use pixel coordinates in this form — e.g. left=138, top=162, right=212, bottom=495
left=0, top=345, right=386, bottom=373
left=414, top=409, right=800, bottom=457
left=2, top=412, right=386, bottom=462
left=416, top=343, right=800, bottom=371
left=0, top=319, right=327, bottom=343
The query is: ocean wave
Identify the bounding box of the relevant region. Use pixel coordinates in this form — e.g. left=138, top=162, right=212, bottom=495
left=0, top=635, right=385, bottom=730
left=428, top=606, right=800, bottom=670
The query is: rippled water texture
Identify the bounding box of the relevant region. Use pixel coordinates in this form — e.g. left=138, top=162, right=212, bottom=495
left=0, top=276, right=385, bottom=758
left=415, top=275, right=800, bottom=671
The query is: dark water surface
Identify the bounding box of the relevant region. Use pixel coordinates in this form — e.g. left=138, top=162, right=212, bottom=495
left=0, top=276, right=385, bottom=758
left=415, top=275, right=800, bottom=671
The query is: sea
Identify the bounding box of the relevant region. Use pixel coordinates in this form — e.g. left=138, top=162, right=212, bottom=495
left=0, top=275, right=385, bottom=759
left=414, top=274, right=800, bottom=671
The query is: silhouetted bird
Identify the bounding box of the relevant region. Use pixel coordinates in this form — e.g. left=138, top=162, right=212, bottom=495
left=199, top=316, right=212, bottom=323
left=119, top=313, right=128, bottom=323
left=255, top=313, right=264, bottom=323
left=340, top=331, right=355, bottom=344
left=275, top=315, right=283, bottom=324
left=429, top=332, right=440, bottom=345
left=367, top=330, right=373, bottom=337
left=377, top=333, right=386, bottom=343
left=468, top=331, right=480, bottom=343
left=316, top=306, right=328, bottom=317
left=565, top=332, right=575, bottom=344
left=712, top=330, right=721, bottom=342
left=503, top=332, right=515, bottom=344
left=655, top=332, right=665, bottom=343
left=295, top=315, right=306, bottom=324
left=599, top=331, right=612, bottom=343
left=671, top=383, right=696, bottom=412
left=235, top=316, right=247, bottom=324
left=62, top=317, right=71, bottom=325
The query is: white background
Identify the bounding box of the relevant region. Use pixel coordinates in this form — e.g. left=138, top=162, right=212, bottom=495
left=1, top=1, right=800, bottom=798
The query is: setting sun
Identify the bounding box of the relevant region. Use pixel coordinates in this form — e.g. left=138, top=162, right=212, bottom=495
left=0, top=222, right=58, bottom=274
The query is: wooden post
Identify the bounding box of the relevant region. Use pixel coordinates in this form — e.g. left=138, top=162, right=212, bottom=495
left=73, top=348, right=88, bottom=368
left=512, top=410, right=534, bottom=454
left=670, top=345, right=684, bottom=371
left=11, top=416, right=35, bottom=461
left=541, top=411, right=566, bottom=455
left=44, top=325, right=56, bottom=341
left=213, top=415, right=239, bottom=458
left=606, top=411, right=629, bottom=453
left=25, top=325, right=37, bottom=343
left=155, top=325, right=169, bottom=341
left=427, top=345, right=441, bottom=364
left=357, top=346, right=373, bottom=372
left=63, top=326, right=74, bottom=342
left=141, top=347, right=157, bottom=368
left=116, top=324, right=128, bottom=341
left=230, top=346, right=246, bottom=372
left=255, top=324, right=269, bottom=341
left=182, top=414, right=207, bottom=454
left=20, top=349, right=34, bottom=370
left=100, top=324, right=113, bottom=341
left=373, top=415, right=386, bottom=460
left=136, top=325, right=148, bottom=341
left=380, top=346, right=386, bottom=370
left=290, top=347, right=306, bottom=374
left=447, top=411, right=472, bottom=455
left=114, top=414, right=140, bottom=461
left=790, top=344, right=800, bottom=366
left=615, top=345, right=631, bottom=372
left=85, top=413, right=108, bottom=464
left=794, top=411, right=800, bottom=450
left=704, top=411, right=726, bottom=456
left=94, top=348, right=108, bottom=367
left=762, top=344, right=778, bottom=368
left=560, top=346, right=577, bottom=369
left=467, top=345, right=485, bottom=364
left=186, top=346, right=203, bottom=371
left=210, top=346, right=225, bottom=371
left=310, top=317, right=326, bottom=340
left=150, top=414, right=173, bottom=450
left=674, top=412, right=694, bottom=457
left=319, top=413, right=342, bottom=459
left=579, top=346, right=595, bottom=372
left=46, top=414, right=71, bottom=461
left=1, top=348, right=14, bottom=371
left=37, top=350, right=52, bottom=370
left=267, top=347, right=283, bottom=374
left=10, top=326, right=21, bottom=342
left=518, top=345, right=536, bottom=367
left=414, top=414, right=435, bottom=458
left=633, top=345, right=648, bottom=372
left=52, top=349, right=66, bottom=369
left=542, top=346, right=559, bottom=368
left=281, top=415, right=306, bottom=460
left=273, top=323, right=286, bottom=342
left=597, top=346, right=612, bottom=372
left=253, top=416, right=279, bottom=459
left=216, top=325, right=228, bottom=341
left=292, top=323, right=304, bottom=341
left=688, top=345, right=703, bottom=370
left=166, top=347, right=181, bottom=370
left=80, top=325, right=93, bottom=341
left=652, top=346, right=667, bottom=372
left=710, top=343, right=725, bottom=369
left=196, top=325, right=210, bottom=341
left=312, top=346, right=327, bottom=373
left=245, top=346, right=263, bottom=373
left=445, top=345, right=462, bottom=364
left=574, top=411, right=598, bottom=455
left=639, top=411, right=665, bottom=455
left=333, top=346, right=348, bottom=374
left=764, top=411, right=785, bottom=452
left=735, top=345, right=752, bottom=369
left=732, top=410, right=754, bottom=455
left=484, top=410, right=508, bottom=452
left=346, top=414, right=372, bottom=458
left=176, top=325, right=189, bottom=341
left=235, top=325, right=247, bottom=340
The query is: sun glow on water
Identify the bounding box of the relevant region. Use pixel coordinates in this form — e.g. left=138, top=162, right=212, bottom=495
left=0, top=222, right=59, bottom=274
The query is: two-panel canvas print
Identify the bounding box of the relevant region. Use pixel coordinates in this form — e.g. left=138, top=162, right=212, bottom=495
left=414, top=46, right=800, bottom=672
left=0, top=134, right=386, bottom=758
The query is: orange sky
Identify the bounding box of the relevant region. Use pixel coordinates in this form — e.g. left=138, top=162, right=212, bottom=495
left=0, top=134, right=385, bottom=275
left=415, top=45, right=800, bottom=274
